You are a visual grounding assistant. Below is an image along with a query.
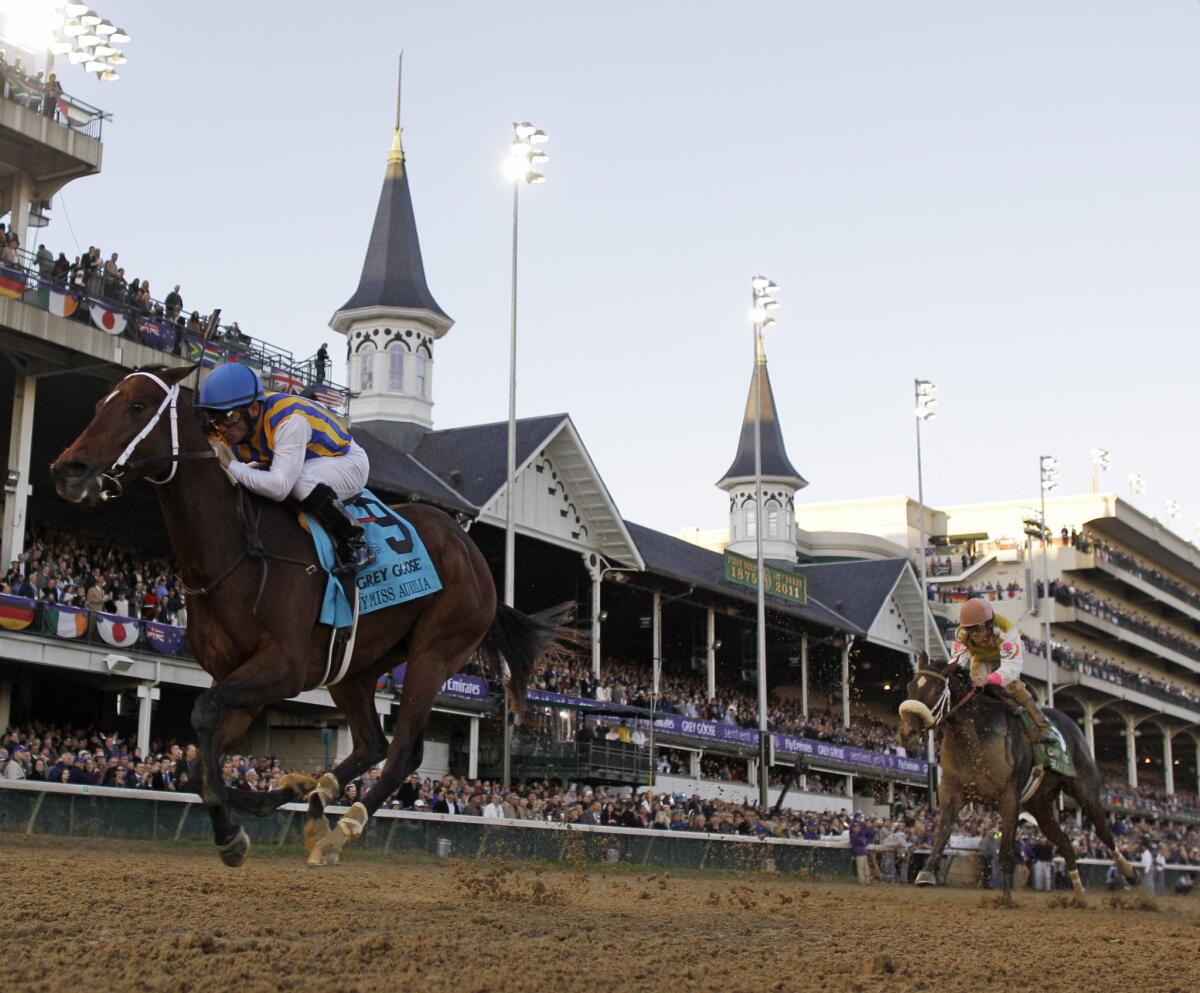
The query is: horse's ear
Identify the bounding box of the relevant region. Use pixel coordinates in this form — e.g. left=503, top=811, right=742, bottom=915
left=160, top=364, right=199, bottom=386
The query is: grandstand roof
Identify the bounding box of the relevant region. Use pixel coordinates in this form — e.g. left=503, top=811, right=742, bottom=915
left=623, top=521, right=862, bottom=634
left=795, top=558, right=909, bottom=631
left=717, top=360, right=807, bottom=489
left=333, top=131, right=450, bottom=324
left=413, top=414, right=569, bottom=507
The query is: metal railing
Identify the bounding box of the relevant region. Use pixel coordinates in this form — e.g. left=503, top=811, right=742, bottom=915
left=2, top=70, right=108, bottom=141
left=1, top=247, right=349, bottom=409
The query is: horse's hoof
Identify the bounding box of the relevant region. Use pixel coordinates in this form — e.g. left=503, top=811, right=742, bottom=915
left=304, top=818, right=333, bottom=856
left=914, top=871, right=937, bottom=887
left=306, top=836, right=343, bottom=868
left=217, top=827, right=251, bottom=868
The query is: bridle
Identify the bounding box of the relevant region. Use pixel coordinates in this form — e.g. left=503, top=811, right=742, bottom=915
left=98, top=371, right=215, bottom=500
left=914, top=667, right=980, bottom=727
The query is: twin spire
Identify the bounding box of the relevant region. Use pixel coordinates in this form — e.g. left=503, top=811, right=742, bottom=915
left=332, top=51, right=448, bottom=324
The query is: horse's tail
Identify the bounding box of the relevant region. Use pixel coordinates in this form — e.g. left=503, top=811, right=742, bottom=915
left=479, top=601, right=584, bottom=719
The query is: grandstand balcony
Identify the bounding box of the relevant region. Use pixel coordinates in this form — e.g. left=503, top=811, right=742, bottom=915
left=1067, top=544, right=1200, bottom=628
left=0, top=77, right=104, bottom=214
left=1053, top=599, right=1200, bottom=678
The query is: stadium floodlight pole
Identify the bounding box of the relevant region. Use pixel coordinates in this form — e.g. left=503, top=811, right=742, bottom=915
left=750, top=274, right=779, bottom=810
left=500, top=121, right=549, bottom=792
left=913, top=380, right=937, bottom=660
left=1128, top=472, right=1145, bottom=502
left=1039, top=455, right=1059, bottom=708
left=914, top=380, right=937, bottom=807
left=1089, top=448, right=1111, bottom=494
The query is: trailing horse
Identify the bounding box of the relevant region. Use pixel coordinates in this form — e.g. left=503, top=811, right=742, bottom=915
left=897, top=657, right=1137, bottom=901
left=51, top=365, right=578, bottom=867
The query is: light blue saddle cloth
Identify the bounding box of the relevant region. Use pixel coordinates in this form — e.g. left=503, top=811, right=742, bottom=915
left=304, top=489, right=442, bottom=629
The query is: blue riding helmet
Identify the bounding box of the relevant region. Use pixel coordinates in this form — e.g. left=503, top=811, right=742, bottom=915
left=197, top=363, right=265, bottom=410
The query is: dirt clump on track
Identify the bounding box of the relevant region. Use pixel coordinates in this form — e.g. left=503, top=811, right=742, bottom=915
left=1, top=835, right=1197, bottom=993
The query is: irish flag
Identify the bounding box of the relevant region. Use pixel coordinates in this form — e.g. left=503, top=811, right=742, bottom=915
left=97, top=612, right=140, bottom=648
left=44, top=604, right=89, bottom=639
left=0, top=593, right=36, bottom=631
left=89, top=302, right=127, bottom=336
left=0, top=266, right=27, bottom=299
left=37, top=281, right=79, bottom=318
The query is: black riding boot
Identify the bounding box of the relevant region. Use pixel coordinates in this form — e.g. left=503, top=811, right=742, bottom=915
left=300, top=484, right=374, bottom=577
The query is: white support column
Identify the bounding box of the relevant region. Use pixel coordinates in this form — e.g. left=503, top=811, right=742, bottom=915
left=1161, top=727, right=1174, bottom=796
left=1193, top=733, right=1200, bottom=797
left=887, top=780, right=895, bottom=807
left=845, top=773, right=854, bottom=804
left=1081, top=703, right=1096, bottom=759
left=0, top=680, right=11, bottom=732
left=689, top=752, right=701, bottom=779
left=841, top=636, right=853, bottom=730
left=705, top=608, right=717, bottom=701
left=1124, top=713, right=1138, bottom=789
left=590, top=571, right=602, bottom=680
left=334, top=724, right=353, bottom=765
left=135, top=683, right=159, bottom=758
left=2, top=371, right=37, bottom=568
left=747, top=756, right=757, bottom=785
left=468, top=716, right=479, bottom=780
left=10, top=171, right=32, bottom=254
left=800, top=633, right=809, bottom=719
left=651, top=592, right=662, bottom=702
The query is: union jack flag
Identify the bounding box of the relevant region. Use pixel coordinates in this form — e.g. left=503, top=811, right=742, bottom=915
left=269, top=367, right=305, bottom=394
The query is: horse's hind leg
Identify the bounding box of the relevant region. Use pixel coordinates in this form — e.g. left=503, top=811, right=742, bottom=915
left=1030, top=791, right=1084, bottom=900
left=997, top=791, right=1020, bottom=902
left=1069, top=776, right=1136, bottom=884
left=303, top=670, right=390, bottom=854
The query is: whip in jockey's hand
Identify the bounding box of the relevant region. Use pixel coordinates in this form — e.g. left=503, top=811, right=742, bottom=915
left=195, top=364, right=375, bottom=576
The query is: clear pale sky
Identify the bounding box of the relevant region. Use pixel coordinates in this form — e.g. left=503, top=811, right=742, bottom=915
left=22, top=1, right=1200, bottom=540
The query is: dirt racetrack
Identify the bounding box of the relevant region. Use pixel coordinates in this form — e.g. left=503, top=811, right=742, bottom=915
left=1, top=835, right=1197, bottom=993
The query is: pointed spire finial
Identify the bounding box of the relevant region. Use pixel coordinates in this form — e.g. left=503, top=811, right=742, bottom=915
left=389, top=49, right=405, bottom=168
left=755, top=330, right=766, bottom=365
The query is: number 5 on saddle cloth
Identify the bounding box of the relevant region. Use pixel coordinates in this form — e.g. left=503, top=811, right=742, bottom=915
left=298, top=489, right=443, bottom=686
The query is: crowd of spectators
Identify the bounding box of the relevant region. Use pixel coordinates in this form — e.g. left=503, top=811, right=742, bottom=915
left=1047, top=578, right=1200, bottom=663
left=929, top=580, right=1022, bottom=604
left=5, top=718, right=1198, bottom=874
left=531, top=656, right=904, bottom=756
left=1, top=720, right=198, bottom=791
left=1088, top=535, right=1200, bottom=613
left=1, top=52, right=66, bottom=122
left=1021, top=635, right=1200, bottom=708
left=2, top=528, right=186, bottom=627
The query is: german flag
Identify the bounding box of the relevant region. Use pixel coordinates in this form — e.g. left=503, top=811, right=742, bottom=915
left=0, top=266, right=27, bottom=299
left=0, top=593, right=36, bottom=631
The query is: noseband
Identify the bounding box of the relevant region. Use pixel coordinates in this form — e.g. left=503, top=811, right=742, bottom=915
left=98, top=371, right=213, bottom=499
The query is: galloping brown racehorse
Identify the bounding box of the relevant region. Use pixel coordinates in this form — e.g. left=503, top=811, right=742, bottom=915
left=51, top=365, right=577, bottom=867
left=898, top=657, right=1138, bottom=901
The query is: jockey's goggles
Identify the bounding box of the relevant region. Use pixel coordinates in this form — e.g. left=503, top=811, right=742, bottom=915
left=198, top=407, right=246, bottom=432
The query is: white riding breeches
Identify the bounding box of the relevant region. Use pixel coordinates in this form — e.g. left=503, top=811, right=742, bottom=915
left=291, top=441, right=370, bottom=502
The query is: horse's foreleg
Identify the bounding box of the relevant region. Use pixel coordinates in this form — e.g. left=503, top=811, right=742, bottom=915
left=192, top=650, right=305, bottom=867
left=915, top=786, right=962, bottom=887
left=997, top=792, right=1020, bottom=902
left=1031, top=795, right=1085, bottom=900
left=303, top=673, right=390, bottom=854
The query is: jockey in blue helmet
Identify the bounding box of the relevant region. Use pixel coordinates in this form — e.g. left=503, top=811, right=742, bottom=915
left=196, top=362, right=374, bottom=576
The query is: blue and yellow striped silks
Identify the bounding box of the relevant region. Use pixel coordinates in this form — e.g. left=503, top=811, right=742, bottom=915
left=235, top=391, right=352, bottom=467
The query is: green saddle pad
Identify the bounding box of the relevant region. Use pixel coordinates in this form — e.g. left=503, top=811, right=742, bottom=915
left=1025, top=720, right=1075, bottom=777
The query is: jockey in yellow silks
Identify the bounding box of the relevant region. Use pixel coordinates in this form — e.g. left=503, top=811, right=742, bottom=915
left=197, top=363, right=374, bottom=576
left=951, top=598, right=1057, bottom=746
